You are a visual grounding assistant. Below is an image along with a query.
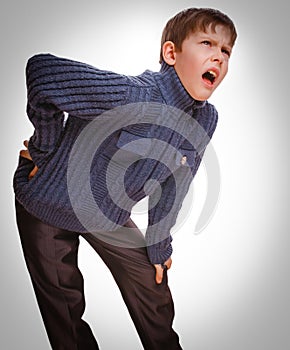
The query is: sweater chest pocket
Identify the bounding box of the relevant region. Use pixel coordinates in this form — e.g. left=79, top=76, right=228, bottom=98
left=104, top=129, right=152, bottom=170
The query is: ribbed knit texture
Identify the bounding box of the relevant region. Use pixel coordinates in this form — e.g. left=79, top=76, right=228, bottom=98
left=14, top=54, right=218, bottom=264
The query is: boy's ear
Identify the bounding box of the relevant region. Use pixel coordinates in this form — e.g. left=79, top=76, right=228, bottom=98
left=162, top=41, right=177, bottom=66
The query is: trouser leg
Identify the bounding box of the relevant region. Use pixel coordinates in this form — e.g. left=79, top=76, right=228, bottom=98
left=15, top=200, right=99, bottom=350
left=84, top=219, right=183, bottom=350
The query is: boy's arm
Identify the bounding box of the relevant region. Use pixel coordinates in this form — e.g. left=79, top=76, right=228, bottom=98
left=26, top=53, right=128, bottom=118
left=146, top=109, right=218, bottom=282
left=146, top=153, right=203, bottom=267
left=26, top=103, right=65, bottom=168
left=25, top=53, right=128, bottom=167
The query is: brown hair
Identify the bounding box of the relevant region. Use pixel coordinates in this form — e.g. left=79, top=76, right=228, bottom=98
left=160, top=8, right=237, bottom=63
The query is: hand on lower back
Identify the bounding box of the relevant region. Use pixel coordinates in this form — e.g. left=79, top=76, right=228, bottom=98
left=20, top=140, right=38, bottom=179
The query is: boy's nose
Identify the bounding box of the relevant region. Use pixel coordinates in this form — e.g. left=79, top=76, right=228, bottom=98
left=211, top=49, right=224, bottom=64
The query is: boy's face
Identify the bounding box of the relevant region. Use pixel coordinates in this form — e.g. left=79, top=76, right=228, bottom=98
left=164, top=25, right=233, bottom=101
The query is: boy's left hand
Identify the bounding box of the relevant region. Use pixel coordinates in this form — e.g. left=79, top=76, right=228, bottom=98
left=20, top=140, right=38, bottom=179
left=154, top=257, right=172, bottom=284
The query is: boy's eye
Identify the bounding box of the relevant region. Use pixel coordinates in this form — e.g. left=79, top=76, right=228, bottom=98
left=222, top=48, right=231, bottom=57
left=202, top=40, right=211, bottom=46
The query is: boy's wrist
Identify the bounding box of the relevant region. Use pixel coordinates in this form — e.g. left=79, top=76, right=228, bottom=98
left=146, top=240, right=173, bottom=265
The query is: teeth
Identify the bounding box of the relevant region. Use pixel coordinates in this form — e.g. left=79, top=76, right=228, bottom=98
left=208, top=70, right=217, bottom=78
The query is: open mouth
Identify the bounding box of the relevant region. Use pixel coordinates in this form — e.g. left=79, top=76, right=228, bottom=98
left=202, top=70, right=217, bottom=85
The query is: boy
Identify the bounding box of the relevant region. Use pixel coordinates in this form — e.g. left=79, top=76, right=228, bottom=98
left=14, top=7, right=237, bottom=350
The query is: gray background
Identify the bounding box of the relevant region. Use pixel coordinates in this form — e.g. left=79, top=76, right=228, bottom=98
left=1, top=0, right=289, bottom=349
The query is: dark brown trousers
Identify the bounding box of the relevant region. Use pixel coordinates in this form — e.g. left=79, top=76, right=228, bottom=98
left=15, top=200, right=182, bottom=350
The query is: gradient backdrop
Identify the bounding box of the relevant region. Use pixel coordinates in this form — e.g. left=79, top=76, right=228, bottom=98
left=1, top=0, right=289, bottom=349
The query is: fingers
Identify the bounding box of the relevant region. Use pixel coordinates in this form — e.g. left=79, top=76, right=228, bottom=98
left=20, top=149, right=32, bottom=161
left=19, top=140, right=38, bottom=179
left=20, top=140, right=33, bottom=161
left=154, top=264, right=164, bottom=284
left=165, top=257, right=172, bottom=270
left=154, top=257, right=172, bottom=284
left=28, top=165, right=39, bottom=179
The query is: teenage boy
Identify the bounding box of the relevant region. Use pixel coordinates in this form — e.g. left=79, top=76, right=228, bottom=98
left=14, top=7, right=237, bottom=350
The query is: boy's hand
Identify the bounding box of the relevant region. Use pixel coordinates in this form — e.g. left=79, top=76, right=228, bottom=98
left=154, top=257, right=172, bottom=284
left=20, top=140, right=38, bottom=179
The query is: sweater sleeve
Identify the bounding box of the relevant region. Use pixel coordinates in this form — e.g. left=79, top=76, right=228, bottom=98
left=27, top=103, right=65, bottom=167
left=145, top=164, right=195, bottom=264
left=25, top=53, right=129, bottom=166
left=146, top=106, right=218, bottom=264
left=26, top=53, right=129, bottom=118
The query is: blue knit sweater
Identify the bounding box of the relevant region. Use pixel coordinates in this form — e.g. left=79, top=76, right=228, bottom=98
left=13, top=54, right=218, bottom=264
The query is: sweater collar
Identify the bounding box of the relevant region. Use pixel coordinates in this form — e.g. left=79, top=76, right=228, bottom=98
left=154, top=62, right=206, bottom=114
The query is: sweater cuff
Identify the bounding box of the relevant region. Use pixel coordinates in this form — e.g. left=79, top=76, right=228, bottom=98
left=146, top=236, right=173, bottom=264
left=28, top=139, right=50, bottom=168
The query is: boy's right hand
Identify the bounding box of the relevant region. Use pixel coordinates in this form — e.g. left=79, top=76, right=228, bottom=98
left=154, top=257, right=172, bottom=284
left=20, top=140, right=38, bottom=179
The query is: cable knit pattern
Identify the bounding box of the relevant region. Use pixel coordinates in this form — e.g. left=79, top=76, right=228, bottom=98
left=14, top=53, right=218, bottom=264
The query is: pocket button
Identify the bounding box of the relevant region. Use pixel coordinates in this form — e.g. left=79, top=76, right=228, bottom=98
left=180, top=155, right=187, bottom=165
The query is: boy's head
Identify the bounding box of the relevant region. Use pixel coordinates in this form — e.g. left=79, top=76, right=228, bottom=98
left=160, top=8, right=237, bottom=101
